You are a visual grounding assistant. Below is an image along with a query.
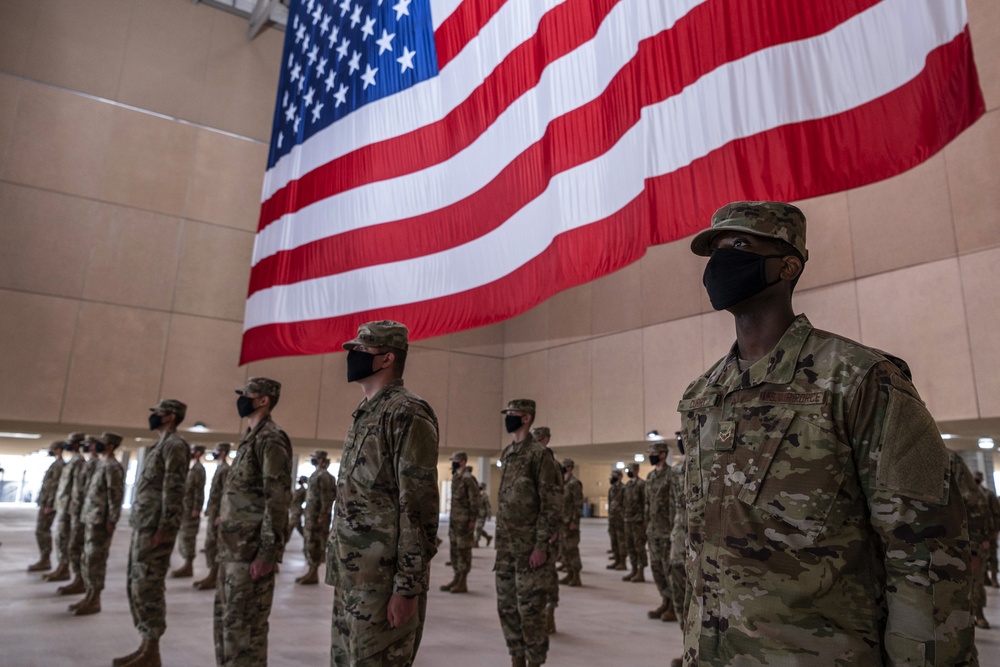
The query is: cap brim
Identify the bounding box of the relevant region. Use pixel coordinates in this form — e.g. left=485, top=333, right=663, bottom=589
left=689, top=225, right=782, bottom=256
left=342, top=337, right=364, bottom=351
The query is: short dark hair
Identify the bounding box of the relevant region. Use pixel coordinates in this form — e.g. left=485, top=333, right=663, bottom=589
left=379, top=347, right=407, bottom=377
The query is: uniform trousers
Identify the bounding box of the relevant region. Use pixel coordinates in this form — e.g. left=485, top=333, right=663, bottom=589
left=34, top=507, right=56, bottom=560
left=214, top=560, right=275, bottom=666
left=126, top=528, right=176, bottom=640
left=82, top=523, right=114, bottom=592
left=495, top=549, right=553, bottom=664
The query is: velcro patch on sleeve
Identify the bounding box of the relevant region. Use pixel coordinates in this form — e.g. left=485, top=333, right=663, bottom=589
left=876, top=388, right=948, bottom=504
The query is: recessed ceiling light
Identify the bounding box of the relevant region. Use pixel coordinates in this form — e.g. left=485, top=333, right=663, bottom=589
left=0, top=432, right=41, bottom=439
left=979, top=438, right=995, bottom=450
left=634, top=453, right=645, bottom=463
left=188, top=422, right=210, bottom=433
left=940, top=434, right=957, bottom=440
left=615, top=461, right=625, bottom=470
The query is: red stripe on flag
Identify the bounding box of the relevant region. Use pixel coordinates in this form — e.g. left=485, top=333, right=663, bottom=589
left=240, top=27, right=982, bottom=364
left=434, top=0, right=509, bottom=70
left=247, top=0, right=883, bottom=297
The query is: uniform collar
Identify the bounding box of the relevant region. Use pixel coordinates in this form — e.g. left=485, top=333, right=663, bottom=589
left=708, top=314, right=813, bottom=390
left=241, top=415, right=272, bottom=444
left=353, top=378, right=404, bottom=419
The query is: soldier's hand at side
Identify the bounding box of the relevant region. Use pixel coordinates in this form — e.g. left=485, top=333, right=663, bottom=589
left=249, top=559, right=274, bottom=580
left=43, top=507, right=55, bottom=515
left=191, top=509, right=199, bottom=518
left=106, top=521, right=114, bottom=534
left=214, top=517, right=220, bottom=527
left=387, top=593, right=418, bottom=628
left=150, top=530, right=170, bottom=548
left=569, top=522, right=577, bottom=531
left=528, top=548, right=547, bottom=569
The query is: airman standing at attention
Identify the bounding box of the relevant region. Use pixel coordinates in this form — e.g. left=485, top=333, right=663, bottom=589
left=173, top=444, right=206, bottom=578
left=441, top=451, right=480, bottom=594
left=27, top=440, right=66, bottom=572
left=666, top=436, right=689, bottom=667
left=971, top=470, right=996, bottom=629
left=475, top=483, right=492, bottom=547
left=194, top=442, right=232, bottom=591
left=644, top=440, right=675, bottom=621
left=114, top=399, right=190, bottom=667
left=298, top=450, right=335, bottom=586
left=72, top=431, right=125, bottom=616
left=328, top=321, right=439, bottom=667
left=606, top=469, right=626, bottom=571
left=288, top=476, right=308, bottom=541
left=679, top=201, right=974, bottom=665
left=60, top=435, right=102, bottom=597
left=558, top=459, right=583, bottom=588
left=496, top=401, right=562, bottom=667
left=45, top=432, right=85, bottom=583
left=531, top=426, right=563, bottom=635
left=621, top=462, right=647, bottom=583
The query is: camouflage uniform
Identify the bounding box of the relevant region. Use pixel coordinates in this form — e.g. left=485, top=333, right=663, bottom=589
left=81, top=448, right=125, bottom=595
left=989, top=489, right=1000, bottom=587
left=126, top=427, right=190, bottom=640
left=622, top=470, right=647, bottom=576
left=495, top=400, right=562, bottom=665
left=305, top=467, right=336, bottom=567
left=607, top=475, right=626, bottom=566
left=53, top=449, right=85, bottom=572
left=957, top=457, right=991, bottom=633
left=327, top=377, right=439, bottom=667
left=678, top=314, right=975, bottom=666
left=214, top=401, right=292, bottom=667
left=475, top=488, right=492, bottom=545
left=33, top=448, right=64, bottom=565
left=448, top=465, right=481, bottom=578
left=559, top=463, right=583, bottom=580
left=177, top=457, right=206, bottom=564
left=203, top=453, right=230, bottom=572
left=645, top=459, right=674, bottom=611
left=68, top=448, right=101, bottom=580
left=666, top=460, right=688, bottom=631
left=288, top=482, right=307, bottom=540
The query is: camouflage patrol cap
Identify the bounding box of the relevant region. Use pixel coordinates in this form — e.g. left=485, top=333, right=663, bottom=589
left=67, top=432, right=85, bottom=444
left=342, top=320, right=409, bottom=352
left=101, top=432, right=123, bottom=448
left=531, top=426, right=551, bottom=440
left=215, top=442, right=231, bottom=452
left=192, top=444, right=206, bottom=454
left=235, top=377, right=281, bottom=401
left=501, top=399, right=536, bottom=415
left=84, top=435, right=99, bottom=446
left=298, top=476, right=309, bottom=484
left=690, top=201, right=808, bottom=261
left=648, top=440, right=670, bottom=453
left=313, top=450, right=328, bottom=460
left=561, top=458, right=575, bottom=468
left=149, top=399, right=188, bottom=420
left=451, top=451, right=469, bottom=461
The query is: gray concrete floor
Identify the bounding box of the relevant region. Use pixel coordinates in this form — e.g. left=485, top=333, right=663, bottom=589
left=1, top=506, right=999, bottom=666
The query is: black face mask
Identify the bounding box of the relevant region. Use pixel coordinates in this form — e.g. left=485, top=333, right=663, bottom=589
left=310, top=457, right=318, bottom=466
left=703, top=248, right=786, bottom=311
left=610, top=476, right=619, bottom=485
left=504, top=415, right=523, bottom=434
left=148, top=413, right=164, bottom=431
left=626, top=470, right=635, bottom=479
left=237, top=396, right=257, bottom=418
left=94, top=442, right=106, bottom=454
left=648, top=454, right=661, bottom=466
left=346, top=349, right=384, bottom=382
left=451, top=461, right=461, bottom=473
left=81, top=444, right=90, bottom=454
left=48, top=450, right=57, bottom=457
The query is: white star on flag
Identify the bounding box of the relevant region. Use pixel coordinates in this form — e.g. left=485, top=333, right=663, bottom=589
left=333, top=83, right=348, bottom=107
left=295, top=23, right=305, bottom=43
left=311, top=101, right=324, bottom=122
left=284, top=104, right=295, bottom=122
left=348, top=50, right=361, bottom=75
left=317, top=56, right=328, bottom=77
left=393, top=0, right=411, bottom=20
left=350, top=4, right=362, bottom=28
left=320, top=14, right=331, bottom=35
left=303, top=86, right=315, bottom=107
left=290, top=62, right=302, bottom=82
left=324, top=69, right=336, bottom=92
left=376, top=29, right=395, bottom=55
left=311, top=4, right=323, bottom=23
left=338, top=0, right=351, bottom=18
left=328, top=24, right=339, bottom=48
left=396, top=45, right=415, bottom=73
left=361, top=15, right=376, bottom=40
left=301, top=33, right=310, bottom=54
left=361, top=63, right=378, bottom=89
left=336, top=37, right=349, bottom=61
left=307, top=44, right=319, bottom=65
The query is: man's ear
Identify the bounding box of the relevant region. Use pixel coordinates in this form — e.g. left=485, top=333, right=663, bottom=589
left=781, top=255, right=803, bottom=282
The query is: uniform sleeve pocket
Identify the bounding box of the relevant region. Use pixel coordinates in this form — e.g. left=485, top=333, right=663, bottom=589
left=876, top=387, right=948, bottom=504
left=885, top=633, right=927, bottom=665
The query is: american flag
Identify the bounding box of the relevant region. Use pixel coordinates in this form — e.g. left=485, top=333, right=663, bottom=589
left=241, top=0, right=983, bottom=363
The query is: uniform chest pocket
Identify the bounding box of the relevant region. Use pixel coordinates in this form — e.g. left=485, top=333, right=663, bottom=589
left=345, top=428, right=385, bottom=489
left=736, top=406, right=844, bottom=543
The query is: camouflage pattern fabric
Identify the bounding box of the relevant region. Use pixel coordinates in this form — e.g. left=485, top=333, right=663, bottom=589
left=987, top=490, right=1000, bottom=585
left=127, top=430, right=190, bottom=640
left=623, top=476, right=647, bottom=570
left=954, top=453, right=990, bottom=626
left=667, top=461, right=689, bottom=632
left=214, top=561, right=276, bottom=666
left=678, top=315, right=975, bottom=666
left=288, top=484, right=307, bottom=539
left=54, top=452, right=85, bottom=566
left=34, top=454, right=64, bottom=560
left=178, top=460, right=206, bottom=561
left=68, top=455, right=100, bottom=574
left=448, top=467, right=480, bottom=575
left=494, top=435, right=562, bottom=662
left=475, top=492, right=491, bottom=543
left=204, top=460, right=230, bottom=568
left=607, top=479, right=626, bottom=563
left=645, top=465, right=674, bottom=603
left=305, top=468, right=336, bottom=566
left=541, top=448, right=564, bottom=611
left=560, top=474, right=583, bottom=575
left=327, top=379, right=439, bottom=664
left=81, top=455, right=124, bottom=592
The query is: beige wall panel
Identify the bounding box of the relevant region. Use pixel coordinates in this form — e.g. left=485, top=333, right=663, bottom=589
left=22, top=0, right=131, bottom=99
left=544, top=340, right=592, bottom=446
left=446, top=353, right=503, bottom=450
left=547, top=282, right=592, bottom=348
left=185, top=130, right=268, bottom=231
left=100, top=107, right=198, bottom=216
left=700, top=309, right=735, bottom=368
left=0, top=289, right=78, bottom=423
left=172, top=221, right=254, bottom=322
left=502, top=351, right=549, bottom=445
left=197, top=10, right=284, bottom=141
left=116, top=0, right=212, bottom=122
left=643, top=316, right=707, bottom=438
left=83, top=206, right=184, bottom=310
left=847, top=154, right=957, bottom=277
left=959, top=248, right=1000, bottom=418
left=640, top=239, right=705, bottom=326
left=946, top=111, right=1000, bottom=253
left=0, top=74, right=22, bottom=165
left=244, top=353, right=323, bottom=440
left=856, top=259, right=977, bottom=421
left=0, top=1, right=36, bottom=74
left=591, top=330, right=644, bottom=445
left=450, top=322, right=505, bottom=357
left=0, top=183, right=107, bottom=298
left=403, top=347, right=451, bottom=445
left=575, top=464, right=609, bottom=516
left=316, top=353, right=358, bottom=443
left=159, top=314, right=245, bottom=435
left=794, top=192, right=856, bottom=291
left=415, top=334, right=451, bottom=351
left=793, top=282, right=862, bottom=343
left=62, top=302, right=170, bottom=428
left=3, top=83, right=112, bottom=199
left=969, top=0, right=999, bottom=111
left=503, top=301, right=550, bottom=357
left=591, top=261, right=642, bottom=336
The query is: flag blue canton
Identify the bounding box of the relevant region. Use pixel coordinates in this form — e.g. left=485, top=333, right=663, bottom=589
left=266, top=0, right=439, bottom=168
